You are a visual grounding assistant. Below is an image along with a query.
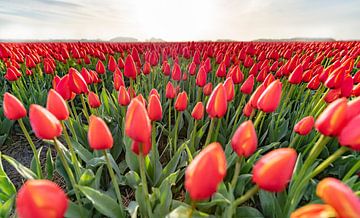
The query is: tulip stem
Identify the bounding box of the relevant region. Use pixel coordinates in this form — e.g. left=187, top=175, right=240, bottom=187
left=288, top=134, right=300, bottom=148
left=310, top=146, right=349, bottom=179
left=253, top=111, right=264, bottom=129
left=205, top=118, right=215, bottom=146
left=190, top=120, right=198, bottom=153
left=228, top=185, right=259, bottom=218
left=230, top=156, right=243, bottom=188
left=277, top=84, right=295, bottom=121
left=151, top=122, right=157, bottom=179
left=18, top=119, right=43, bottom=179
left=343, top=159, right=360, bottom=181
left=103, top=150, right=125, bottom=215
left=195, top=87, right=202, bottom=104
left=138, top=146, right=153, bottom=218
left=233, top=94, right=246, bottom=130
left=61, top=121, right=81, bottom=180
left=173, top=111, right=182, bottom=152
left=80, top=95, right=90, bottom=123
left=213, top=118, right=222, bottom=142
left=189, top=201, right=196, bottom=218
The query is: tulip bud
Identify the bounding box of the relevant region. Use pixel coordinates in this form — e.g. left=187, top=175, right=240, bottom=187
left=96, top=60, right=106, bottom=74
left=131, top=139, right=152, bottom=156
left=240, top=75, right=255, bottom=94
left=249, top=84, right=265, bottom=109
left=338, top=114, right=360, bottom=151
left=203, top=82, right=213, bottom=96
left=191, top=102, right=204, bottom=120
left=316, top=178, right=360, bottom=217
left=185, top=142, right=227, bottom=200
left=149, top=88, right=160, bottom=100
left=118, top=86, right=130, bottom=106
left=125, top=99, right=152, bottom=143
left=288, top=65, right=303, bottom=84
left=231, top=121, right=257, bottom=157
left=172, top=63, right=181, bottom=81
left=166, top=81, right=176, bottom=99
left=174, top=91, right=188, bottom=111
left=16, top=180, right=68, bottom=218
left=253, top=148, right=297, bottom=192
left=196, top=66, right=207, bottom=87
left=257, top=80, right=282, bottom=113
left=124, top=55, right=137, bottom=79
left=88, top=91, right=101, bottom=108
left=224, top=77, right=235, bottom=102
left=206, top=83, right=227, bottom=118
left=290, top=204, right=338, bottom=218
left=3, top=92, right=27, bottom=120
left=243, top=102, right=254, bottom=117
left=307, top=74, right=320, bottom=90
left=147, top=94, right=162, bottom=121
left=29, top=104, right=62, bottom=140
left=108, top=56, right=117, bottom=72
left=315, top=98, right=347, bottom=136
left=294, top=116, right=314, bottom=135
left=46, top=89, right=69, bottom=121
left=88, top=115, right=113, bottom=150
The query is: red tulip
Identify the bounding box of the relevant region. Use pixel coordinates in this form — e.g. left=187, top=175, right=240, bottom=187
left=68, top=68, right=89, bottom=94
left=240, top=75, right=255, bottom=94
left=191, top=102, right=204, bottom=120
left=231, top=121, right=257, bottom=158
left=131, top=139, right=151, bottom=156
left=215, top=62, right=226, bottom=77
left=174, top=91, right=188, bottom=111
left=203, top=82, right=213, bottom=96
left=96, top=60, right=106, bottom=74
left=16, top=180, right=68, bottom=218
left=3, top=92, right=27, bottom=120
left=196, top=66, right=207, bottom=87
left=88, top=91, right=101, bottom=108
left=124, top=55, right=137, bottom=79
left=185, top=142, right=227, bottom=200
left=315, top=98, right=347, bottom=136
left=224, top=77, right=235, bottom=102
left=46, top=89, right=69, bottom=121
left=324, top=89, right=341, bottom=103
left=81, top=68, right=92, bottom=85
left=257, top=80, right=282, bottom=113
left=29, top=104, right=62, bottom=140
left=338, top=114, right=360, bottom=151
left=345, top=97, right=360, bottom=122
left=88, top=115, right=113, bottom=150
left=253, top=148, right=297, bottom=192
left=290, top=204, right=338, bottom=218
left=206, top=83, right=227, bottom=118
left=108, top=56, right=117, bottom=72
left=166, top=81, right=176, bottom=99
left=125, top=99, right=152, bottom=143
left=229, top=65, right=244, bottom=84
left=249, top=83, right=266, bottom=109
left=317, top=178, right=360, bottom=218
left=149, top=88, right=160, bottom=100
left=294, top=116, right=314, bottom=135
left=143, top=61, right=151, bottom=75
left=118, top=86, right=130, bottom=106
left=147, top=94, right=162, bottom=121
left=172, top=63, right=181, bottom=81
left=243, top=102, right=254, bottom=117
left=307, top=74, right=320, bottom=90
left=288, top=65, right=303, bottom=84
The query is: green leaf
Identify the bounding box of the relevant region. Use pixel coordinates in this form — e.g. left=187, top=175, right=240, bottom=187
left=259, top=190, right=283, bottom=218
left=0, top=195, right=15, bottom=218
left=30, top=146, right=43, bottom=177
left=2, top=154, right=37, bottom=179
left=125, top=171, right=140, bottom=189
left=127, top=201, right=139, bottom=218
left=79, top=169, right=95, bottom=186
left=156, top=145, right=184, bottom=186
left=46, top=147, right=54, bottom=180
left=65, top=200, right=90, bottom=218
left=235, top=206, right=264, bottom=218
left=166, top=206, right=210, bottom=218
left=78, top=186, right=125, bottom=218
left=71, top=139, right=92, bottom=163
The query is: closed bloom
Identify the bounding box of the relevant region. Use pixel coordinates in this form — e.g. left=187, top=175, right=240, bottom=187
left=307, top=74, right=321, bottom=90
left=196, top=66, right=207, bottom=87
left=317, top=178, right=360, bottom=218
left=131, top=139, right=152, bottom=156
left=147, top=94, right=162, bottom=121
left=315, top=98, right=348, bottom=136
left=125, top=99, right=152, bottom=143
left=338, top=114, right=360, bottom=151
left=203, top=82, right=213, bottom=96
left=185, top=142, right=227, bottom=200
left=206, top=83, right=227, bottom=118
left=174, top=91, right=188, bottom=111
left=16, top=180, right=68, bottom=218
left=191, top=102, right=204, bottom=120
left=172, top=63, right=182, bottom=81
left=46, top=89, right=69, bottom=121
left=124, top=55, right=137, bottom=79
left=240, top=75, right=255, bottom=94
left=224, top=77, right=235, bottom=102
left=243, top=102, right=254, bottom=117
left=88, top=91, right=101, bottom=108
left=68, top=68, right=89, bottom=94
left=294, top=116, right=314, bottom=135
left=288, top=65, right=303, bottom=84
left=96, top=60, right=106, bottom=74
left=166, top=81, right=176, bottom=99
left=108, top=56, right=117, bottom=72
left=88, top=115, right=113, bottom=150
left=231, top=121, right=257, bottom=158
left=290, top=204, right=338, bottom=218
left=257, top=80, right=282, bottom=113
left=249, top=84, right=266, bottom=109
left=29, top=104, right=62, bottom=140
left=253, top=148, right=297, bottom=192
left=118, top=86, right=130, bottom=106
left=3, top=92, right=27, bottom=120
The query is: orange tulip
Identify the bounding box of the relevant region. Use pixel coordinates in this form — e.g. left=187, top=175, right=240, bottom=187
left=174, top=91, right=188, bottom=111
left=3, top=92, right=27, bottom=120
left=252, top=148, right=297, bottom=192
left=290, top=204, right=338, bottom=218
left=257, top=80, right=282, bottom=113
left=29, top=104, right=62, bottom=140
left=88, top=91, right=101, bottom=108
left=206, top=83, right=227, bottom=118
left=46, top=89, right=69, bottom=121
left=231, top=121, right=257, bottom=158
left=88, top=115, right=113, bottom=150
left=185, top=142, right=227, bottom=200
left=191, top=102, right=204, bottom=120
left=317, top=178, right=360, bottom=218
left=118, top=86, right=130, bottom=106
left=147, top=94, right=162, bottom=121
left=294, top=116, right=314, bottom=135
left=16, top=180, right=68, bottom=218
left=315, top=98, right=348, bottom=136
left=125, top=99, right=152, bottom=144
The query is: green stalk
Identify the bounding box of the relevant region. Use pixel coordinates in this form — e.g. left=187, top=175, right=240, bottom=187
left=230, top=156, right=243, bottom=188
left=204, top=118, right=215, bottom=146
left=232, top=94, right=246, bottom=131
left=189, top=120, right=198, bottom=153
left=227, top=185, right=259, bottom=218
left=80, top=94, right=90, bottom=123
left=343, top=159, right=360, bottom=181
left=138, top=146, right=153, bottom=218
left=61, top=121, right=81, bottom=180
left=288, top=134, right=300, bottom=148
left=253, top=111, right=264, bottom=129
left=103, top=150, right=125, bottom=215
left=151, top=122, right=157, bottom=179
left=18, top=119, right=43, bottom=178
left=195, top=87, right=202, bottom=104
left=213, top=118, right=222, bottom=142
left=173, top=111, right=182, bottom=152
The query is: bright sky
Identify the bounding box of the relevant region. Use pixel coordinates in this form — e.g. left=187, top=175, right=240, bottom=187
left=0, top=0, right=359, bottom=41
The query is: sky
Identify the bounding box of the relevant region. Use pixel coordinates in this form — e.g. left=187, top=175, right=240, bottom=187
left=0, top=0, right=359, bottom=41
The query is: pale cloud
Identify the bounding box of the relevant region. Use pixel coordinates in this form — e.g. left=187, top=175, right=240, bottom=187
left=0, top=0, right=359, bottom=41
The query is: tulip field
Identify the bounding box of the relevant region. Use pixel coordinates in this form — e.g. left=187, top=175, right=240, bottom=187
left=1, top=41, right=360, bottom=218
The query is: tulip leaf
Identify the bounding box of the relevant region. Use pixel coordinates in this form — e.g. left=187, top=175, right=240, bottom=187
left=127, top=201, right=139, bottom=218
left=259, top=190, right=283, bottom=218
left=30, top=146, right=43, bottom=177
left=78, top=185, right=125, bottom=218
left=79, top=169, right=95, bottom=186
left=65, top=200, right=90, bottom=218
left=2, top=154, right=37, bottom=180
left=156, top=144, right=184, bottom=186
left=70, top=139, right=92, bottom=163
left=125, top=170, right=140, bottom=189
left=45, top=147, right=54, bottom=180
left=166, top=205, right=210, bottom=218
left=235, top=206, right=264, bottom=218
left=0, top=195, right=14, bottom=218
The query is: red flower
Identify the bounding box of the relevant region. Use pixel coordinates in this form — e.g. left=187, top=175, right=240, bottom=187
left=294, top=116, right=314, bottom=135
left=288, top=65, right=303, bottom=84
left=191, top=102, right=204, bottom=120
left=16, top=180, right=68, bottom=218
left=124, top=55, right=137, bottom=79
left=307, top=74, right=320, bottom=90
left=29, top=104, right=62, bottom=140
left=172, top=63, right=182, bottom=81
left=3, top=92, right=27, bottom=120
left=125, top=99, right=152, bottom=143
left=290, top=204, right=338, bottom=218
left=46, top=89, right=69, bottom=121
left=249, top=83, right=265, bottom=109
left=196, top=66, right=207, bottom=87
left=166, top=82, right=176, bottom=99
left=108, top=56, right=117, bottom=72
left=206, top=83, right=227, bottom=118
left=240, top=75, right=255, bottom=94
left=88, top=115, right=113, bottom=150
left=118, top=86, right=130, bottom=106
left=224, top=77, right=235, bottom=102
left=203, top=82, right=213, bottom=96
left=185, top=142, right=227, bottom=200
left=231, top=121, right=257, bottom=157
left=338, top=114, right=360, bottom=151
left=243, top=102, right=254, bottom=117
left=174, top=91, right=188, bottom=111
left=96, top=60, right=106, bottom=74
left=257, top=80, right=282, bottom=113
left=147, top=94, right=162, bottom=121
left=131, top=139, right=152, bottom=156
left=253, top=148, right=297, bottom=192
left=68, top=68, right=89, bottom=94
left=88, top=91, right=101, bottom=108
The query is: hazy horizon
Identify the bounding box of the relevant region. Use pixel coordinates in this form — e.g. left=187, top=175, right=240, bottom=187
left=0, top=0, right=359, bottom=41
